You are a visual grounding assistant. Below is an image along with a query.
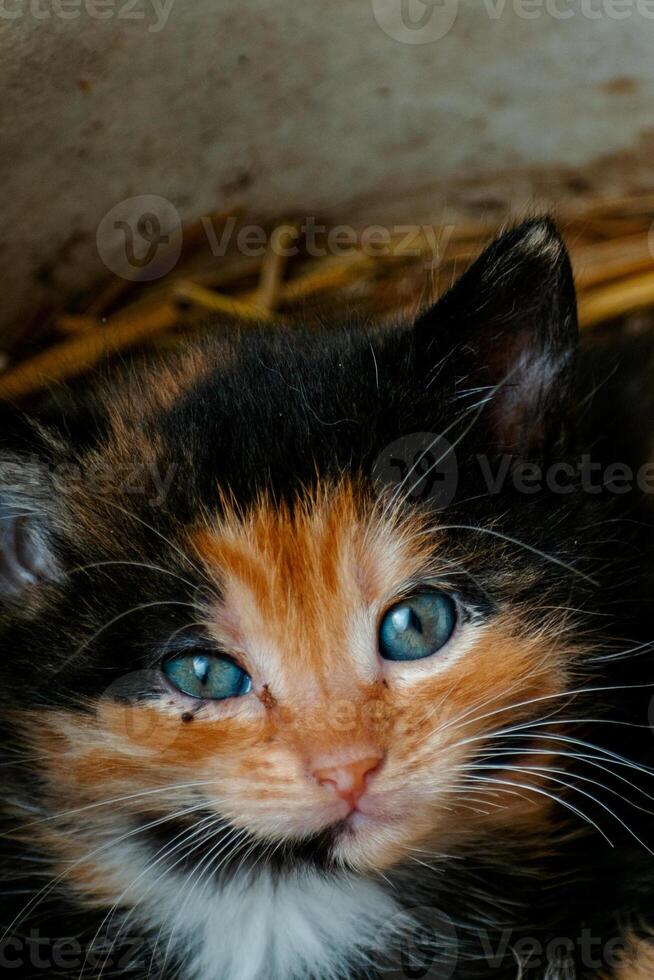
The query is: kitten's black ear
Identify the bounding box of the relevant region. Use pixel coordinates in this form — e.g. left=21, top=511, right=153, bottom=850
left=416, top=218, right=578, bottom=456
left=0, top=457, right=60, bottom=602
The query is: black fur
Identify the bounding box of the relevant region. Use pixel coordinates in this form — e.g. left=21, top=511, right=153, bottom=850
left=1, top=219, right=654, bottom=979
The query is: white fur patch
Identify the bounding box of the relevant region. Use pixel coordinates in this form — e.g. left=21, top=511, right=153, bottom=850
left=109, top=842, right=401, bottom=980
left=180, top=871, right=399, bottom=980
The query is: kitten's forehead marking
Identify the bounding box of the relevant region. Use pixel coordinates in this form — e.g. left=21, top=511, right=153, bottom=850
left=191, top=482, right=436, bottom=690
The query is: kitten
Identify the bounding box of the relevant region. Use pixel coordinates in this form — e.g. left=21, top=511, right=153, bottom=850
left=1, top=218, right=653, bottom=980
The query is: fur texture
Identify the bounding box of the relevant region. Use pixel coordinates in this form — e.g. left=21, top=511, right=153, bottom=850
left=1, top=219, right=654, bottom=979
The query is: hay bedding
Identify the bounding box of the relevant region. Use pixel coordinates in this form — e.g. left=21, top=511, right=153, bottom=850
left=2, top=194, right=654, bottom=403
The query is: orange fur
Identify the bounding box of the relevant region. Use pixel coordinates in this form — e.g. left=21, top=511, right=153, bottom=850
left=607, top=937, right=654, bottom=980
left=19, top=481, right=579, bottom=901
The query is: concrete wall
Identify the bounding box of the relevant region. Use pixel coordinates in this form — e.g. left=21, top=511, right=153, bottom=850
left=2, top=0, right=654, bottom=343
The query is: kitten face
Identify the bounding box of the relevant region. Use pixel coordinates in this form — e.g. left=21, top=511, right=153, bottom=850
left=25, top=485, right=574, bottom=889
left=1, top=219, right=593, bottom=911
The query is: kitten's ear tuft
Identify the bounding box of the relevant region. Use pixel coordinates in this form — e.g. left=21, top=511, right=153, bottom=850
left=0, top=457, right=60, bottom=602
left=416, top=218, right=578, bottom=456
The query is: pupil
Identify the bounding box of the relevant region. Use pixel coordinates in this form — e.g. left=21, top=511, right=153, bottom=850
left=409, top=608, right=423, bottom=634
left=193, top=655, right=210, bottom=685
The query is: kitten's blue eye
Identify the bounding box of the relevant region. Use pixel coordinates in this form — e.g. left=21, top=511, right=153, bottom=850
left=163, top=652, right=252, bottom=700
left=379, top=591, right=457, bottom=661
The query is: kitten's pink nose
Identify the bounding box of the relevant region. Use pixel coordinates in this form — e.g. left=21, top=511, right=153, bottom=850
left=312, top=754, right=382, bottom=809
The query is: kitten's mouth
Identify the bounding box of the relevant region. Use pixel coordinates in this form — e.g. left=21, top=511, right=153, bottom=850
left=280, top=808, right=378, bottom=869
left=335, top=804, right=374, bottom=833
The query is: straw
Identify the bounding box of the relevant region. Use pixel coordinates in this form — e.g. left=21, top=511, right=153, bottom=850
left=2, top=196, right=654, bottom=402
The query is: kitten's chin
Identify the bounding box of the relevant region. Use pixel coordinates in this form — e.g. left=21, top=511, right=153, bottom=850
left=324, top=809, right=425, bottom=873
left=275, top=809, right=409, bottom=874
left=257, top=799, right=435, bottom=874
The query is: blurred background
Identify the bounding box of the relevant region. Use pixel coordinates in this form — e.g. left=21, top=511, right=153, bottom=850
left=2, top=0, right=654, bottom=395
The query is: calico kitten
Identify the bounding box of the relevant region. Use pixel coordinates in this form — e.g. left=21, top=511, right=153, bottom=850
left=1, top=218, right=654, bottom=980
